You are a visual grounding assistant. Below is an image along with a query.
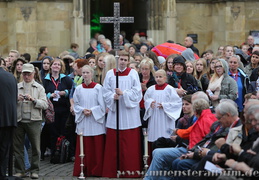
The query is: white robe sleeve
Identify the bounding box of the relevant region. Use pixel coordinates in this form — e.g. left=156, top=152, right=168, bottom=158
left=102, top=71, right=116, bottom=112
left=143, top=86, right=155, bottom=121
left=90, top=85, right=106, bottom=123
left=122, top=70, right=142, bottom=108
left=161, top=87, right=182, bottom=120
left=73, top=87, right=85, bottom=123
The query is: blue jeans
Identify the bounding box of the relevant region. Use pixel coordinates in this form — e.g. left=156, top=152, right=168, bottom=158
left=144, top=147, right=188, bottom=180
left=24, top=146, right=30, bottom=171
left=172, top=158, right=199, bottom=180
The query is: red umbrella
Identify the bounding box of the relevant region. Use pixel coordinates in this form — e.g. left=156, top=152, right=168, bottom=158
left=151, top=42, right=199, bottom=59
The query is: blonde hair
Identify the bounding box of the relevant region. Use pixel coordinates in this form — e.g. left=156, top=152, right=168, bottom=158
left=210, top=60, right=223, bottom=82
left=82, top=65, right=94, bottom=80
left=193, top=58, right=207, bottom=80
left=139, top=57, right=155, bottom=76
left=50, top=58, right=66, bottom=74
left=155, top=69, right=167, bottom=77
left=10, top=50, right=20, bottom=58
left=101, top=54, right=116, bottom=84
left=185, top=60, right=195, bottom=75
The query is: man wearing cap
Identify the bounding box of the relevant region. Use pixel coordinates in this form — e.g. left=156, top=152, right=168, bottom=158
left=14, top=64, right=48, bottom=179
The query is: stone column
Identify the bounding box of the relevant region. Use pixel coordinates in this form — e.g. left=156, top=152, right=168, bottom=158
left=71, top=0, right=85, bottom=56
left=164, top=0, right=177, bottom=43
left=147, top=0, right=177, bottom=45
left=83, top=0, right=91, bottom=54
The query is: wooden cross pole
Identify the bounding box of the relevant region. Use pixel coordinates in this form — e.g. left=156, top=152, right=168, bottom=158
left=100, top=2, right=134, bottom=177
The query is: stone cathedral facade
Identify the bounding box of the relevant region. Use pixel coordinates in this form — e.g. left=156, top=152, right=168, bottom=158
left=0, top=0, right=258, bottom=60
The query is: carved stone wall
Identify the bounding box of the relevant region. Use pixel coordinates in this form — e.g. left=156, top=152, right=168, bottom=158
left=1, top=1, right=259, bottom=58
left=0, top=1, right=73, bottom=60
left=174, top=1, right=259, bottom=53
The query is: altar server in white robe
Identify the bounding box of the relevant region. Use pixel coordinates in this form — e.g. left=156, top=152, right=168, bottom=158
left=102, top=50, right=142, bottom=178
left=144, top=69, right=182, bottom=151
left=73, top=65, right=106, bottom=177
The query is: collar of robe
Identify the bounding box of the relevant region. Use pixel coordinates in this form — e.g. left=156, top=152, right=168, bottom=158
left=82, top=81, right=97, bottom=88
left=113, top=67, right=131, bottom=76
left=155, top=83, right=168, bottom=90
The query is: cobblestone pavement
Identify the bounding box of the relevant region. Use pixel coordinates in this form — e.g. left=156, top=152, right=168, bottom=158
left=20, top=157, right=143, bottom=180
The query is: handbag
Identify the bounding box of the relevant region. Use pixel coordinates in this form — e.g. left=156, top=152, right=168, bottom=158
left=43, top=98, right=55, bottom=123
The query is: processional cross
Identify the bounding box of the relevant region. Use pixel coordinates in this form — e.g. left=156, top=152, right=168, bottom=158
left=100, top=2, right=134, bottom=177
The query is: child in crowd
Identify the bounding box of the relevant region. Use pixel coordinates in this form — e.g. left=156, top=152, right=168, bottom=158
left=73, top=65, right=106, bottom=177
left=143, top=69, right=182, bottom=152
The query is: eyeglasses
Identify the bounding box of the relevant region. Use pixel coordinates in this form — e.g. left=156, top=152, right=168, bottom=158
left=215, top=65, right=223, bottom=69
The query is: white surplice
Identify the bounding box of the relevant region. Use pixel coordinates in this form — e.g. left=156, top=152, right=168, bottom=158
left=102, top=68, right=142, bottom=130
left=73, top=83, right=106, bottom=136
left=144, top=84, right=182, bottom=142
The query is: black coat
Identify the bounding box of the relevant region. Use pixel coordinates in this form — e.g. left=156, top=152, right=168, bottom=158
left=168, top=72, right=201, bottom=94
left=0, top=68, right=17, bottom=127
left=139, top=73, right=156, bottom=91
left=189, top=44, right=200, bottom=56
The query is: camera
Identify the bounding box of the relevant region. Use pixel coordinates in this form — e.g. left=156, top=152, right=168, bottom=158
left=23, top=95, right=28, bottom=100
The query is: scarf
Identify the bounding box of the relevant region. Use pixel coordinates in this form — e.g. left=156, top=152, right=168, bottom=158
left=208, top=75, right=224, bottom=107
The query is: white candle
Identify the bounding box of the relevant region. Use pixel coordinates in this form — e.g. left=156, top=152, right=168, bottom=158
left=144, top=135, right=148, bottom=156
left=80, top=133, right=84, bottom=155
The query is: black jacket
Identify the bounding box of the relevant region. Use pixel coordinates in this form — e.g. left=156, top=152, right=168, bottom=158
left=0, top=68, right=17, bottom=127
left=168, top=72, right=201, bottom=94
left=189, top=44, right=199, bottom=56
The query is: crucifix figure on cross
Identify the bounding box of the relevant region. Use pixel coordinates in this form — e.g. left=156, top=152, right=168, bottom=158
left=100, top=2, right=136, bottom=178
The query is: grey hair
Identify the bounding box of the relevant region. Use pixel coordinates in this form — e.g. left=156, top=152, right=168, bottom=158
left=255, top=112, right=259, bottom=121
left=89, top=38, right=97, bottom=46
left=98, top=34, right=105, bottom=41
left=105, top=39, right=112, bottom=47
left=246, top=104, right=259, bottom=117
left=192, top=91, right=209, bottom=103
left=219, top=99, right=238, bottom=108
left=192, top=98, right=210, bottom=116
left=215, top=101, right=238, bottom=117
left=229, top=55, right=241, bottom=62
left=187, top=36, right=193, bottom=43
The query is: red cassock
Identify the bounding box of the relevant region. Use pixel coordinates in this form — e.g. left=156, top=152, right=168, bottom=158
left=102, top=128, right=142, bottom=178
left=73, top=134, right=105, bottom=177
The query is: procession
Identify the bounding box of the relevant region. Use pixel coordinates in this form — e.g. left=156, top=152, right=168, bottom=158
left=1, top=1, right=259, bottom=180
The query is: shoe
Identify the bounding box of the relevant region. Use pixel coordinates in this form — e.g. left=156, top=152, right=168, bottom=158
left=14, top=173, right=26, bottom=178
left=30, top=173, right=39, bottom=179
left=44, top=148, right=51, bottom=157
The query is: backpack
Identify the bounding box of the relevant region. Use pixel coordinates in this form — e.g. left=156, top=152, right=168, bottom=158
left=50, top=136, right=70, bottom=164
left=44, top=98, right=55, bottom=123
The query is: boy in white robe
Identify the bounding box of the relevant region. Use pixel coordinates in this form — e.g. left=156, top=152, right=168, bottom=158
left=144, top=69, right=182, bottom=151
left=73, top=65, right=106, bottom=177
left=102, top=51, right=142, bottom=178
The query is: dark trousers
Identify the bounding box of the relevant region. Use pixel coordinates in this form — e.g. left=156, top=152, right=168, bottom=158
left=40, top=123, right=51, bottom=158
left=50, top=108, right=69, bottom=155
left=0, top=127, right=15, bottom=177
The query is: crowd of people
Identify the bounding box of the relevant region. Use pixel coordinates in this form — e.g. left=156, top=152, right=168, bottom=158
left=0, top=32, right=259, bottom=180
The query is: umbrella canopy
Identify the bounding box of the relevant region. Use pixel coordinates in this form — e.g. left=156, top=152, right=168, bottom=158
left=151, top=42, right=199, bottom=60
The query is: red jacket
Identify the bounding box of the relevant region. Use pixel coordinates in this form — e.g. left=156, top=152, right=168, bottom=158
left=177, top=109, right=217, bottom=149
